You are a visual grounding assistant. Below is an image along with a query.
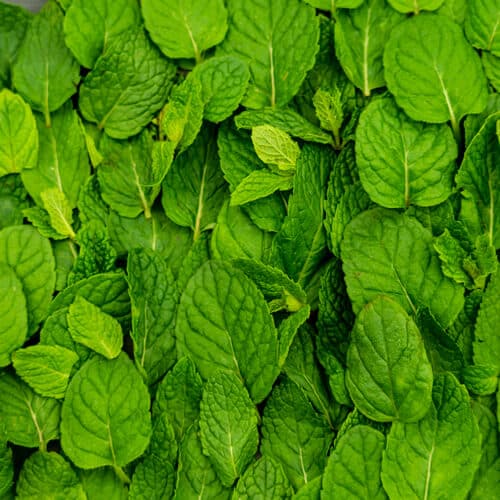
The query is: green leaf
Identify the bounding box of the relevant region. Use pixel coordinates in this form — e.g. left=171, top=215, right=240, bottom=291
left=463, top=365, right=498, bottom=395
left=98, top=131, right=158, bottom=219
left=0, top=225, right=56, bottom=334
left=292, top=476, right=322, bottom=500
left=61, top=353, right=152, bottom=469
left=191, top=55, right=250, bottom=123
left=335, top=0, right=404, bottom=96
left=16, top=451, right=85, bottom=499
left=341, top=208, right=464, bottom=327
left=129, top=456, right=175, bottom=500
left=127, top=248, right=178, bottom=385
left=40, top=188, right=75, bottom=239
left=153, top=357, right=203, bottom=442
left=12, top=345, right=79, bottom=399
left=0, top=89, right=38, bottom=177
left=219, top=0, right=319, bottom=108
left=0, top=263, right=28, bottom=367
left=233, top=456, right=293, bottom=499
left=79, top=468, right=128, bottom=500
left=251, top=125, right=300, bottom=171
left=176, top=231, right=211, bottom=291
left=272, top=144, right=332, bottom=288
left=200, top=371, right=259, bottom=486
left=63, top=0, right=141, bottom=68
left=456, top=112, right=500, bottom=248
left=473, top=271, right=500, bottom=369
left=384, top=14, right=488, bottom=137
left=483, top=52, right=500, bottom=91
left=78, top=175, right=109, bottom=226
left=79, top=26, right=175, bottom=139
left=388, top=0, right=444, bottom=13
left=12, top=1, right=80, bottom=126
left=313, top=88, right=344, bottom=147
left=303, top=0, right=363, bottom=10
left=0, top=441, right=13, bottom=498
left=465, top=0, right=500, bottom=56
left=346, top=296, right=433, bottom=422
left=142, top=0, right=228, bottom=62
left=174, top=424, right=231, bottom=500
left=321, top=426, right=387, bottom=500
left=235, top=107, right=333, bottom=145
left=21, top=101, right=90, bottom=208
left=231, top=170, right=293, bottom=206
left=0, top=371, right=60, bottom=449
left=277, top=305, right=312, bottom=367
left=67, top=296, right=123, bottom=359
left=162, top=125, right=228, bottom=240
left=356, top=96, right=457, bottom=208
left=381, top=373, right=481, bottom=500
left=436, top=0, right=467, bottom=24
left=261, top=379, right=332, bottom=490
left=0, top=174, right=30, bottom=230
left=176, top=260, right=280, bottom=403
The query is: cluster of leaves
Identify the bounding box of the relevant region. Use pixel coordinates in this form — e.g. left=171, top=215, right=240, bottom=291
left=0, top=0, right=499, bottom=498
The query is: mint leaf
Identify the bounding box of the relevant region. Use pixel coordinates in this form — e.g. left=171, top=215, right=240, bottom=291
left=388, top=0, right=445, bottom=13
left=465, top=0, right=500, bottom=56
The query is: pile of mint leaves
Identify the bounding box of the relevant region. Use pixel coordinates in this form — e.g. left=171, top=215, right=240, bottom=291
left=1, top=0, right=500, bottom=497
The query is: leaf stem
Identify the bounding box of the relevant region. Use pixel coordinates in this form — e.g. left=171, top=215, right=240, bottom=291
left=113, top=465, right=131, bottom=484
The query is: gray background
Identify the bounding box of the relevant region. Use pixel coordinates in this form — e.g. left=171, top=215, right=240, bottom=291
left=4, top=0, right=46, bottom=12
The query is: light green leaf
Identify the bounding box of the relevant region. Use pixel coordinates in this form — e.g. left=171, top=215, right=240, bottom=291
left=381, top=373, right=481, bottom=500
left=384, top=14, right=488, bottom=137
left=79, top=26, right=175, bottom=139
left=79, top=468, right=128, bottom=500
left=127, top=248, right=178, bottom=385
left=304, top=0, right=364, bottom=11
left=321, top=426, right=387, bottom=500
left=277, top=305, right=312, bottom=367
left=200, top=372, right=259, bottom=486
left=21, top=101, right=90, bottom=208
left=0, top=89, right=37, bottom=177
left=176, top=260, right=280, bottom=403
left=219, top=0, right=319, bottom=108
left=436, top=0, right=467, bottom=23
left=233, top=456, right=293, bottom=499
left=67, top=296, right=123, bottom=359
left=24, top=206, right=67, bottom=240
left=313, top=88, right=344, bottom=147
left=261, top=379, right=332, bottom=490
left=16, top=451, right=85, bottom=500
left=341, top=208, right=464, bottom=327
left=174, top=424, right=231, bottom=500
left=0, top=263, right=28, bottom=367
left=465, top=0, right=500, bottom=56
left=192, top=55, right=250, bottom=123
left=388, top=0, right=444, bottom=13
left=11, top=1, right=80, bottom=126
left=162, top=125, right=228, bottom=240
left=12, top=345, right=79, bottom=399
left=456, top=112, right=500, bottom=248
left=335, top=0, right=404, bottom=96
left=0, top=372, right=60, bottom=449
left=129, top=456, right=175, bottom=500
left=64, top=0, right=141, bottom=68
left=61, top=353, right=152, bottom=469
left=0, top=225, right=56, bottom=334
left=98, top=131, right=158, bottom=219
left=40, top=188, right=75, bottom=239
left=473, top=271, right=500, bottom=369
left=463, top=365, right=498, bottom=395
left=483, top=52, right=500, bottom=91
left=230, top=170, right=293, bottom=206
left=356, top=97, right=457, bottom=208
left=292, top=476, right=322, bottom=500
left=251, top=125, right=300, bottom=171
left=153, top=357, right=203, bottom=442
left=142, top=0, right=228, bottom=61
left=346, top=296, right=433, bottom=422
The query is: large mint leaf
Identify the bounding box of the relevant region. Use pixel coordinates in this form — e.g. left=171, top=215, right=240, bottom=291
left=79, top=26, right=175, bottom=139
left=0, top=89, right=37, bottom=177
left=456, top=112, right=500, bottom=248
left=335, top=0, right=404, bottom=96
left=63, top=0, right=141, bottom=68
left=388, top=0, right=444, bottom=13
left=321, top=426, right=386, bottom=500
left=465, top=0, right=500, bottom=56
left=61, top=353, right=151, bottom=469
left=219, top=0, right=319, bottom=108
left=346, top=296, right=433, bottom=423
left=261, top=379, right=332, bottom=490
left=356, top=96, right=457, bottom=208
left=0, top=263, right=28, bottom=367
left=341, top=208, right=464, bottom=327
left=384, top=14, right=488, bottom=137
left=200, top=371, right=258, bottom=486
left=176, top=260, right=279, bottom=403
left=0, top=372, right=60, bottom=449
left=0, top=225, right=55, bottom=334
left=127, top=248, right=178, bottom=385
left=11, top=1, right=80, bottom=126
left=142, top=0, right=228, bottom=61
left=381, top=373, right=481, bottom=500
left=21, top=101, right=90, bottom=208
